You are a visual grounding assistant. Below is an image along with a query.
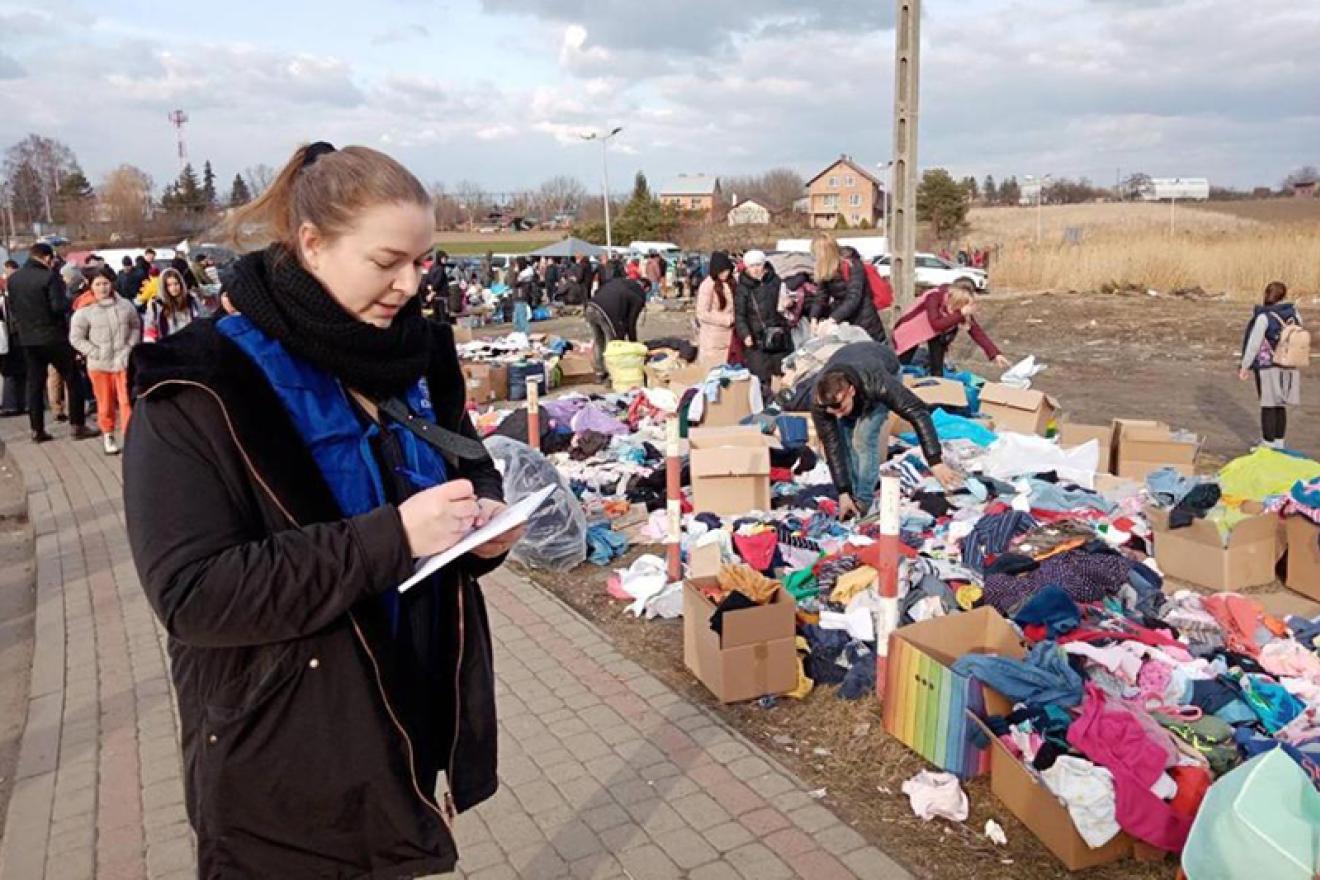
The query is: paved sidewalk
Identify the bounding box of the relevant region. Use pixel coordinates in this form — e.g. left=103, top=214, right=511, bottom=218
left=0, top=424, right=911, bottom=879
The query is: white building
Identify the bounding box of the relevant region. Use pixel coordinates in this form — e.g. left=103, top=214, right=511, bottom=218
left=727, top=198, right=773, bottom=227
left=1142, top=178, right=1210, bottom=201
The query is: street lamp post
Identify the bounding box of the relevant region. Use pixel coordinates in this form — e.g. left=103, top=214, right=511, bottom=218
left=582, top=127, right=623, bottom=250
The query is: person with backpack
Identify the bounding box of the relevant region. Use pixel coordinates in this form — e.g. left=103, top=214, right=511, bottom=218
left=811, top=235, right=888, bottom=342
left=1239, top=280, right=1304, bottom=449
left=893, top=280, right=1010, bottom=378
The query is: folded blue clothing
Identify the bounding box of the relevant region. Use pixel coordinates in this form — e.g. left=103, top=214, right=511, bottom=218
left=586, top=522, right=628, bottom=566
left=1146, top=467, right=1205, bottom=507
left=1027, top=479, right=1117, bottom=515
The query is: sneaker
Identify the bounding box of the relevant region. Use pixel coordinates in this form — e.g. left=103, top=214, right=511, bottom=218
left=103, top=434, right=120, bottom=456
left=31, top=430, right=52, bottom=443
left=70, top=425, right=99, bottom=441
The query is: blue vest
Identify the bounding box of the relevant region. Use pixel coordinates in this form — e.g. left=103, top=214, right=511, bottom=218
left=217, top=315, right=449, bottom=628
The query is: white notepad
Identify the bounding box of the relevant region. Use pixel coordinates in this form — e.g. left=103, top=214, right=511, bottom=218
left=397, top=484, right=556, bottom=593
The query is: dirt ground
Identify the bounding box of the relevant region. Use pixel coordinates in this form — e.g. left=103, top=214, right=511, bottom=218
left=481, top=291, right=1319, bottom=880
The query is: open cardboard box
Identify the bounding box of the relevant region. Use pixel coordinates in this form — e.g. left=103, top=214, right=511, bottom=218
left=1147, top=503, right=1283, bottom=591
left=1112, top=419, right=1201, bottom=481
left=978, top=383, right=1058, bottom=436
left=888, top=376, right=972, bottom=435
left=645, top=362, right=709, bottom=391
left=461, top=362, right=509, bottom=404
left=1285, top=516, right=1320, bottom=601
left=967, top=712, right=1134, bottom=870
left=1059, top=422, right=1115, bottom=474
left=682, top=578, right=797, bottom=704
left=689, top=426, right=774, bottom=515
left=882, top=607, right=1023, bottom=778
left=698, top=377, right=757, bottom=428
left=558, top=351, right=596, bottom=383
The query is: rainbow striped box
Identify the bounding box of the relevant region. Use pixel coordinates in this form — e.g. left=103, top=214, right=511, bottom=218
left=882, top=607, right=1023, bottom=779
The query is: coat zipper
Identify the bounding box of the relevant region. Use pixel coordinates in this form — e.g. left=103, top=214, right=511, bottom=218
left=446, top=585, right=465, bottom=821
left=140, top=379, right=456, bottom=830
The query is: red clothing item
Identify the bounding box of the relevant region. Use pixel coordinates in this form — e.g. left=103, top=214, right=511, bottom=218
left=625, top=262, right=641, bottom=281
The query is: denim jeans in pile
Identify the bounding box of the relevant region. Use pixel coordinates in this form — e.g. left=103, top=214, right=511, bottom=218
left=838, top=406, right=889, bottom=513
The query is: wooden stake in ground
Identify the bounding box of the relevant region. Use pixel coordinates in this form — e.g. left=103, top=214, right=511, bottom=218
left=526, top=376, right=540, bottom=451
left=873, top=476, right=902, bottom=703
left=665, top=416, right=682, bottom=583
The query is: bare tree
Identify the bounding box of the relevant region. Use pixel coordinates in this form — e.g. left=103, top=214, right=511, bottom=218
left=535, top=175, right=588, bottom=219
left=1283, top=165, right=1320, bottom=188
left=3, top=134, right=81, bottom=226
left=243, top=164, right=276, bottom=198
left=430, top=182, right=464, bottom=230
left=453, top=180, right=486, bottom=229
left=99, top=165, right=154, bottom=236
left=722, top=167, right=804, bottom=211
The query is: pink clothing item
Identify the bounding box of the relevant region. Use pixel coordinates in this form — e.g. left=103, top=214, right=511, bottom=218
left=1067, top=685, right=1193, bottom=853
left=695, top=276, right=735, bottom=363
left=1259, top=640, right=1320, bottom=682
left=1201, top=594, right=1265, bottom=656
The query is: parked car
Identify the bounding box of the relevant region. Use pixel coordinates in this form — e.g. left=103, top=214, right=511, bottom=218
left=871, top=253, right=989, bottom=292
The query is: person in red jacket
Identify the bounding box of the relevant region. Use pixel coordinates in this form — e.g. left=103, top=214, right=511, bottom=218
left=893, top=280, right=1010, bottom=378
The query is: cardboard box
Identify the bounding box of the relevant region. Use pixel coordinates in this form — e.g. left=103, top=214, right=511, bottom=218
left=978, top=383, right=1058, bottom=436
left=688, top=541, right=723, bottom=581
left=453, top=324, right=474, bottom=344
left=1148, top=505, right=1282, bottom=591
left=882, top=607, right=1023, bottom=779
left=1059, top=423, right=1114, bottom=474
left=682, top=580, right=797, bottom=703
left=461, top=362, right=508, bottom=404
left=645, top=362, right=709, bottom=391
left=1113, top=419, right=1201, bottom=481
left=968, top=713, right=1133, bottom=870
left=558, top=352, right=596, bottom=384
left=888, top=377, right=972, bottom=435
left=699, top=379, right=756, bottom=428
left=688, top=427, right=773, bottom=515
left=1285, top=516, right=1320, bottom=601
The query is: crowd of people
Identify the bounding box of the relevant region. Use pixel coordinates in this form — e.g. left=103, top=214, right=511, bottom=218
left=0, top=241, right=218, bottom=453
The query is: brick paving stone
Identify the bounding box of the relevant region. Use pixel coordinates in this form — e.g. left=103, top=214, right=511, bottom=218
left=0, top=435, right=910, bottom=880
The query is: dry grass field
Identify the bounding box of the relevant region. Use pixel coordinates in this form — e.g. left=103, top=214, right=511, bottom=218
left=969, top=199, right=1320, bottom=298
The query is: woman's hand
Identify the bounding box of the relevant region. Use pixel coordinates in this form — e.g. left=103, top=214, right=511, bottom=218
left=469, top=499, right=526, bottom=560
left=1238, top=368, right=1251, bottom=382
left=994, top=354, right=1011, bottom=370
left=398, top=479, right=480, bottom=557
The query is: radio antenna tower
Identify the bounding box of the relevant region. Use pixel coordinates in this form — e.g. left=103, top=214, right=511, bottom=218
left=168, top=109, right=189, bottom=171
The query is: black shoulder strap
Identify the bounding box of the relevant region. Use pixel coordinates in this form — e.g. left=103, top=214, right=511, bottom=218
left=376, top=397, right=489, bottom=465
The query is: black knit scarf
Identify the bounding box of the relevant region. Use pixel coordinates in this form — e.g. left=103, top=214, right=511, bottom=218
left=226, top=246, right=433, bottom=399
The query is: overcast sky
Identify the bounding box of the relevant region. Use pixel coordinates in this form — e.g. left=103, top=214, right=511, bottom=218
left=1, top=0, right=1316, bottom=195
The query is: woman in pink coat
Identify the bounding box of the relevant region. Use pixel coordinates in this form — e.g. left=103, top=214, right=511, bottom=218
left=695, top=251, right=736, bottom=363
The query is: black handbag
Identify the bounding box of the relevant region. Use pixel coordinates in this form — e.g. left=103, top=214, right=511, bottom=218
left=749, top=288, right=791, bottom=354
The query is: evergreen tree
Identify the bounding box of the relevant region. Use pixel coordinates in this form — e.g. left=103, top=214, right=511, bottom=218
left=917, top=168, right=971, bottom=238
left=202, top=160, right=217, bottom=208
left=963, top=176, right=979, bottom=201
left=229, top=174, right=251, bottom=207
left=58, top=166, right=93, bottom=200
left=998, top=176, right=1021, bottom=206
left=630, top=171, right=651, bottom=203
left=983, top=175, right=997, bottom=204
left=175, top=163, right=202, bottom=212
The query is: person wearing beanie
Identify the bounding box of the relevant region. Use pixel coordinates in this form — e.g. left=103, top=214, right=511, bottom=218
left=734, top=249, right=792, bottom=393
left=695, top=250, right=736, bottom=364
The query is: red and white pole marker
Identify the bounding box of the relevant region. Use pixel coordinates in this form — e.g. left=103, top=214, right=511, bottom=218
left=526, top=376, right=540, bottom=451
left=665, top=416, right=682, bottom=583
left=874, top=475, right=902, bottom=703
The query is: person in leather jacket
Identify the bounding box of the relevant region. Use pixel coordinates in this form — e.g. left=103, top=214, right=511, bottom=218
left=810, top=340, right=961, bottom=518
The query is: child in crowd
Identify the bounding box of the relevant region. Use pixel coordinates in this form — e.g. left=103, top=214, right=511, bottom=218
left=69, top=267, right=140, bottom=454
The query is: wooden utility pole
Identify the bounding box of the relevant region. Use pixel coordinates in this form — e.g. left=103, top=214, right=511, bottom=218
left=890, top=0, right=921, bottom=308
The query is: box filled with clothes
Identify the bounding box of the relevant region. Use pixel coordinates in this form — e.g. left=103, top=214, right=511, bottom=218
left=682, top=573, right=797, bottom=704
left=1147, top=504, right=1282, bottom=591
left=688, top=427, right=773, bottom=516
left=967, top=712, right=1135, bottom=870
left=644, top=362, right=708, bottom=391
left=978, top=384, right=1058, bottom=436
left=882, top=607, right=1023, bottom=779
left=888, top=377, right=972, bottom=435
left=1112, top=419, right=1201, bottom=481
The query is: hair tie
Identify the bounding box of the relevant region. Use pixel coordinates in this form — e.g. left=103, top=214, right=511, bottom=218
left=302, top=141, right=336, bottom=169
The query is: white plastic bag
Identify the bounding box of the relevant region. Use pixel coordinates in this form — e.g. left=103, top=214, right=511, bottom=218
left=999, top=355, right=1046, bottom=390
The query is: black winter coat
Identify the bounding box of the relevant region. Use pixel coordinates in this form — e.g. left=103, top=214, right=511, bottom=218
left=124, top=319, right=503, bottom=878
left=810, top=341, right=942, bottom=496
left=591, top=278, right=646, bottom=340
left=734, top=264, right=787, bottom=349
left=6, top=258, right=69, bottom=346
left=822, top=249, right=887, bottom=341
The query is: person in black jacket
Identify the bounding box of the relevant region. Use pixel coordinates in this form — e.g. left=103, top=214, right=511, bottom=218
left=6, top=243, right=97, bottom=442
left=811, top=341, right=960, bottom=518
left=812, top=236, right=887, bottom=341
left=585, top=276, right=647, bottom=382
left=0, top=259, right=26, bottom=417
left=123, top=142, right=519, bottom=878
left=734, top=250, right=791, bottom=393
